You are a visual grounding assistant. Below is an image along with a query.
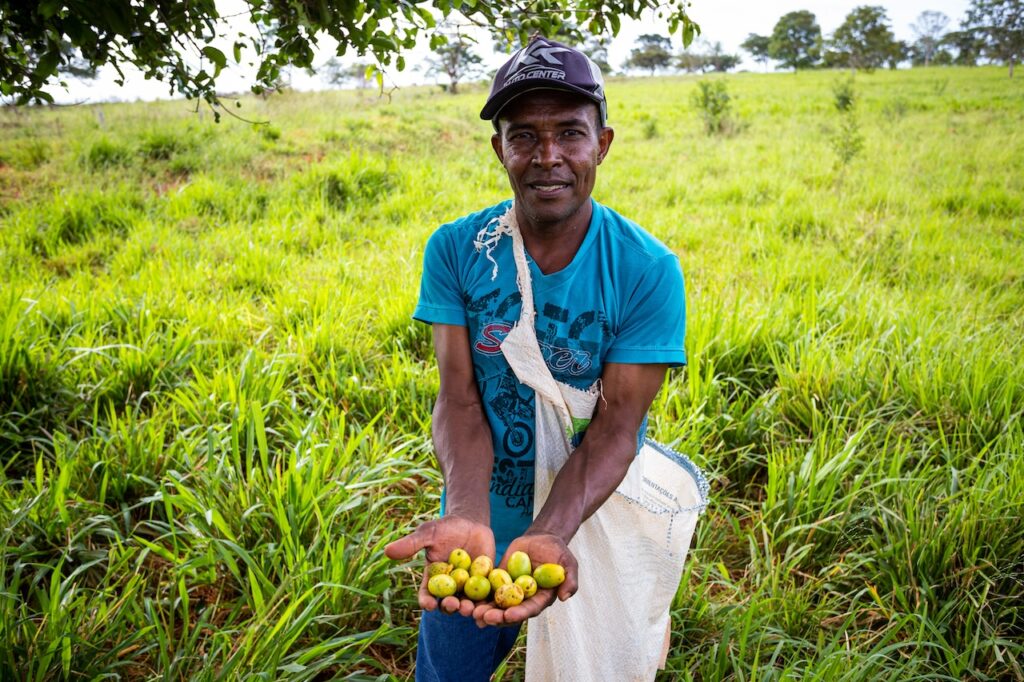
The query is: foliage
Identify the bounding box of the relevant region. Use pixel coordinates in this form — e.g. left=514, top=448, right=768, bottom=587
left=676, top=50, right=708, bottom=73
left=911, top=11, right=952, bottom=67
left=0, top=67, right=1023, bottom=680
left=831, top=75, right=857, bottom=112
left=691, top=79, right=735, bottom=135
left=582, top=36, right=613, bottom=75
left=829, top=77, right=863, bottom=170
left=0, top=0, right=699, bottom=106
left=741, top=33, right=772, bottom=69
left=704, top=42, right=741, bottom=72
left=769, top=11, right=822, bottom=70
left=626, top=34, right=674, bottom=75
left=423, top=36, right=483, bottom=95
left=964, top=0, right=1024, bottom=77
left=942, top=28, right=988, bottom=65
left=322, top=58, right=374, bottom=89
left=676, top=41, right=740, bottom=74
left=829, top=5, right=903, bottom=71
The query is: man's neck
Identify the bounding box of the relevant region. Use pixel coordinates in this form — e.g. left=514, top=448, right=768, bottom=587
left=516, top=201, right=593, bottom=275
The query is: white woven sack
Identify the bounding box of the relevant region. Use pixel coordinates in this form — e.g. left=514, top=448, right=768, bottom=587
left=491, top=206, right=709, bottom=681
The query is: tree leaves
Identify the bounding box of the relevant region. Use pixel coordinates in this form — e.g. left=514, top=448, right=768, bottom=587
left=202, top=46, right=227, bottom=76
left=1, top=0, right=700, bottom=106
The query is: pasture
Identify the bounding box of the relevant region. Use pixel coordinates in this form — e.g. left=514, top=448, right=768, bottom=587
left=1, top=65, right=1022, bottom=680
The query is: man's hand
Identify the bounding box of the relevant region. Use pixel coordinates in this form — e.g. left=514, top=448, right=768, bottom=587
left=385, top=515, right=496, bottom=617
left=472, top=532, right=578, bottom=627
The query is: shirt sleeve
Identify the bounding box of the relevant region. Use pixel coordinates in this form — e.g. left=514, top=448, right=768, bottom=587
left=605, top=253, right=686, bottom=366
left=413, top=226, right=468, bottom=326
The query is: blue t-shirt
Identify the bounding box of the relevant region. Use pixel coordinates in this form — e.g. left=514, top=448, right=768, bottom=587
left=414, top=199, right=686, bottom=557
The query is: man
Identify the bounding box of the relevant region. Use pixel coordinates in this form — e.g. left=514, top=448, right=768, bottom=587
left=385, top=36, right=687, bottom=681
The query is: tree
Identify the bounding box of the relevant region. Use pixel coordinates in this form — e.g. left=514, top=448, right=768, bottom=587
left=676, top=50, right=709, bottom=73
left=322, top=58, right=373, bottom=89
left=829, top=6, right=902, bottom=71
left=741, top=33, right=772, bottom=70
left=625, top=34, right=673, bottom=76
left=911, top=11, right=951, bottom=66
left=423, top=36, right=483, bottom=94
left=582, top=36, right=613, bottom=75
left=705, top=42, right=741, bottom=72
left=769, top=11, right=822, bottom=70
left=0, top=1, right=699, bottom=107
left=964, top=0, right=1024, bottom=77
left=943, top=28, right=987, bottom=65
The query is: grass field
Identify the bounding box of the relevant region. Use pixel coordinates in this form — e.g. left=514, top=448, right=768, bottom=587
left=1, top=65, right=1022, bottom=680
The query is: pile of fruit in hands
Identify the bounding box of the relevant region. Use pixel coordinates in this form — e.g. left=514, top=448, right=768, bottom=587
left=426, top=548, right=566, bottom=609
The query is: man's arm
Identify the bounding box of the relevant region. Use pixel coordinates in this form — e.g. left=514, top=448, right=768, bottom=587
left=430, top=323, right=495, bottom=526
left=385, top=324, right=497, bottom=617
left=475, top=361, right=668, bottom=626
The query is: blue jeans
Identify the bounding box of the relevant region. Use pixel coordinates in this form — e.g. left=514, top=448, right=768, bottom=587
left=416, top=609, right=522, bottom=682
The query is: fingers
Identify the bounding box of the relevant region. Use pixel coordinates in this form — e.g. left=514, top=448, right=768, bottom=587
left=384, top=525, right=431, bottom=561
left=559, top=556, right=579, bottom=601
left=472, top=600, right=501, bottom=627
left=457, top=597, right=476, bottom=618
left=417, top=572, right=438, bottom=611
left=500, top=589, right=556, bottom=625
left=440, top=596, right=461, bottom=614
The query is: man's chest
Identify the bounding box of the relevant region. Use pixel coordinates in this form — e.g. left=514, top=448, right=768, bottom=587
left=463, top=277, right=617, bottom=388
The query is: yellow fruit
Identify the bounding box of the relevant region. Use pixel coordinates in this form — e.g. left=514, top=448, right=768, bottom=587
left=450, top=567, right=469, bottom=592
left=494, top=583, right=525, bottom=608
left=463, top=574, right=491, bottom=600
left=428, top=574, right=457, bottom=598
left=489, top=568, right=513, bottom=591
left=514, top=574, right=537, bottom=598
left=533, top=563, right=566, bottom=589
left=427, top=562, right=452, bottom=577
left=448, top=548, right=472, bottom=571
left=470, top=555, right=493, bottom=577
left=507, top=551, right=532, bottom=580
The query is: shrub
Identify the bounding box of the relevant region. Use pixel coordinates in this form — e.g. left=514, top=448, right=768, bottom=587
left=140, top=130, right=187, bottom=160
left=3, top=139, right=51, bottom=169
left=831, top=76, right=857, bottom=113
left=831, top=115, right=864, bottom=167
left=80, top=138, right=133, bottom=169
left=692, top=80, right=736, bottom=136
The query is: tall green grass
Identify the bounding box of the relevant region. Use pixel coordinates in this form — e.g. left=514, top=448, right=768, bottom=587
left=1, top=66, right=1022, bottom=680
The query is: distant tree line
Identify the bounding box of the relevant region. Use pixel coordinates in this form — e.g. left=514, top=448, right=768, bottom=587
left=396, top=0, right=1019, bottom=95
left=739, top=1, right=1021, bottom=76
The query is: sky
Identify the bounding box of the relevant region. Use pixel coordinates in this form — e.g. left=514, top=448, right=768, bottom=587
left=52, top=0, right=973, bottom=104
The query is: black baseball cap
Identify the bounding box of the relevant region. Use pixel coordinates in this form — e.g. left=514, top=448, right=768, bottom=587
left=481, top=36, right=608, bottom=127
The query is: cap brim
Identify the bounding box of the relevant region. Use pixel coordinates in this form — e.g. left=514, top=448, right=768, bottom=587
left=480, top=80, right=604, bottom=121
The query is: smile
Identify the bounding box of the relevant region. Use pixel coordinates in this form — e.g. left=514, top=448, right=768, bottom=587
left=530, top=184, right=569, bottom=192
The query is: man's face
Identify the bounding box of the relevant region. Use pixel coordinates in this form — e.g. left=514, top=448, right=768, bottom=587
left=491, top=91, right=614, bottom=233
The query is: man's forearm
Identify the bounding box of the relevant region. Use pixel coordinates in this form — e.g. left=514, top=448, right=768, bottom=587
left=432, top=392, right=495, bottom=526
left=525, top=362, right=669, bottom=545
left=525, top=420, right=636, bottom=544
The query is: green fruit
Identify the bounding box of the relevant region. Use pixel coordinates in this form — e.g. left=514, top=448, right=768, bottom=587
left=533, top=563, right=566, bottom=589
left=450, top=567, right=469, bottom=592
left=494, top=583, right=525, bottom=608
left=507, top=551, right=532, bottom=580
left=428, top=574, right=457, bottom=598
left=463, top=574, right=491, bottom=600
left=427, top=562, right=452, bottom=577
left=448, top=548, right=472, bottom=571
left=514, top=574, right=537, bottom=598
left=489, top=568, right=513, bottom=591
left=470, top=555, right=493, bottom=577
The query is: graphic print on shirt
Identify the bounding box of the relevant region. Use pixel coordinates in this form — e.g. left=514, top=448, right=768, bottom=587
left=486, top=369, right=535, bottom=517
left=467, top=288, right=607, bottom=522
left=536, top=303, right=609, bottom=383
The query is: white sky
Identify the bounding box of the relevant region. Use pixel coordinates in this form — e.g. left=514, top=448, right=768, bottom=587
left=54, top=0, right=972, bottom=104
